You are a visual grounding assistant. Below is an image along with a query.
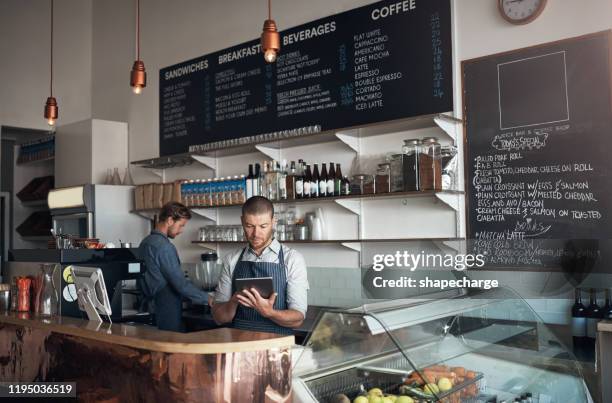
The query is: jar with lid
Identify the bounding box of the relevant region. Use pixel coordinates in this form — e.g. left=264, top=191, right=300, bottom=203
left=375, top=163, right=391, bottom=193
left=401, top=139, right=421, bottom=191
left=419, top=137, right=442, bottom=191
left=440, top=145, right=458, bottom=190
left=350, top=174, right=374, bottom=195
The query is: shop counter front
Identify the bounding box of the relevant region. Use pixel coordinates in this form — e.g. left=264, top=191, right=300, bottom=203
left=0, top=312, right=294, bottom=402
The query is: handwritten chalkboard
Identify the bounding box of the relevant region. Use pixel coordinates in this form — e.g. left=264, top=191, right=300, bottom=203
left=463, top=31, right=612, bottom=268
left=159, top=0, right=452, bottom=156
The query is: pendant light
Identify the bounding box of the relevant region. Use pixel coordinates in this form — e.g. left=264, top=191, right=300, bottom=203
left=44, top=0, right=58, bottom=126
left=130, top=0, right=146, bottom=94
left=261, top=0, right=280, bottom=63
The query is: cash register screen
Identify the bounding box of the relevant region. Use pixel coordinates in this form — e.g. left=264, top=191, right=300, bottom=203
left=70, top=266, right=112, bottom=322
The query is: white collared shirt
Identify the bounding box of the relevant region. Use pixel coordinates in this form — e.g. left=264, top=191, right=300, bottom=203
left=214, top=238, right=309, bottom=317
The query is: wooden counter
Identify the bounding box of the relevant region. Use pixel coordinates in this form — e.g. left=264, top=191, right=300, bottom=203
left=0, top=311, right=293, bottom=354
left=0, top=312, right=294, bottom=402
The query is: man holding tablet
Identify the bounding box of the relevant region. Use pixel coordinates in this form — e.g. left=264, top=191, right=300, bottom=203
left=212, top=196, right=308, bottom=335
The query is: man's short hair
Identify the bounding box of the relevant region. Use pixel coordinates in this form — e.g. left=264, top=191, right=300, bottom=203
left=242, top=196, right=274, bottom=218
left=159, top=202, right=191, bottom=222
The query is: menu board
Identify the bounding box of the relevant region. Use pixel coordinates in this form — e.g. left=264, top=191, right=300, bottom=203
left=463, top=31, right=612, bottom=268
left=159, top=0, right=452, bottom=156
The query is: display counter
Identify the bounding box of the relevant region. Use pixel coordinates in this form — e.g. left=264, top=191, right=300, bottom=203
left=0, top=312, right=294, bottom=402
left=292, top=287, right=594, bottom=403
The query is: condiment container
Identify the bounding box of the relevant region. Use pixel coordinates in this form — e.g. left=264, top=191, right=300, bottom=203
left=350, top=174, right=374, bottom=195
left=419, top=137, right=442, bottom=191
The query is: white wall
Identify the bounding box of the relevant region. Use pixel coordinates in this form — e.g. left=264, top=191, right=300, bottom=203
left=0, top=0, right=93, bottom=130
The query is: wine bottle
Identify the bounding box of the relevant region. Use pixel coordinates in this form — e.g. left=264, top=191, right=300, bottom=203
left=246, top=164, right=254, bottom=199
left=253, top=163, right=261, bottom=197
left=303, top=164, right=312, bottom=198
left=295, top=160, right=304, bottom=199
left=586, top=288, right=603, bottom=339
left=571, top=288, right=587, bottom=359
left=311, top=164, right=320, bottom=198
left=327, top=162, right=336, bottom=196
left=319, top=163, right=328, bottom=197
left=604, top=289, right=612, bottom=320
left=335, top=163, right=343, bottom=196
left=342, top=175, right=351, bottom=195
left=278, top=160, right=288, bottom=200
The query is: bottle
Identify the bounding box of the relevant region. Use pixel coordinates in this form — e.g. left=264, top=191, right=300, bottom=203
left=253, top=163, right=261, bottom=196
left=286, top=161, right=296, bottom=200
left=335, top=163, right=343, bottom=196
left=111, top=167, right=122, bottom=185
left=342, top=175, right=351, bottom=195
left=571, top=288, right=587, bottom=359
left=278, top=160, right=288, bottom=200
left=295, top=161, right=304, bottom=199
left=327, top=162, right=336, bottom=196
left=319, top=163, right=328, bottom=197
left=246, top=164, right=254, bottom=199
left=604, top=289, right=612, bottom=320
left=586, top=288, right=602, bottom=339
left=266, top=160, right=278, bottom=200
left=303, top=164, right=312, bottom=198
left=311, top=164, right=320, bottom=198
left=261, top=161, right=269, bottom=198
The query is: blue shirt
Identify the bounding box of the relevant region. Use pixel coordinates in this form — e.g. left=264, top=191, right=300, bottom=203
left=139, top=230, right=207, bottom=305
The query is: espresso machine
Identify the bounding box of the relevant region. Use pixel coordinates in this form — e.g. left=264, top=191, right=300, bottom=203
left=5, top=248, right=150, bottom=323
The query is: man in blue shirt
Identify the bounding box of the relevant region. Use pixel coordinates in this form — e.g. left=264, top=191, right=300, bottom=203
left=139, top=202, right=207, bottom=332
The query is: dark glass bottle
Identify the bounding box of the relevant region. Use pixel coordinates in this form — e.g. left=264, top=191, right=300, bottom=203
left=571, top=288, right=587, bottom=359
left=319, top=163, right=328, bottom=197
left=286, top=161, right=296, bottom=200
left=342, top=175, right=351, bottom=195
left=335, top=163, right=343, bottom=196
left=327, top=162, right=336, bottom=196
left=603, top=289, right=612, bottom=320
left=303, top=164, right=312, bottom=198
left=253, top=163, right=261, bottom=197
left=246, top=164, right=254, bottom=199
left=295, top=160, right=304, bottom=199
left=311, top=164, right=320, bottom=198
left=586, top=288, right=603, bottom=339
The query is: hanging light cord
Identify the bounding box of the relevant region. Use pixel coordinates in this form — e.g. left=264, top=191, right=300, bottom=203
left=50, top=0, right=54, bottom=97
left=136, top=0, right=140, bottom=61
left=268, top=0, right=271, bottom=20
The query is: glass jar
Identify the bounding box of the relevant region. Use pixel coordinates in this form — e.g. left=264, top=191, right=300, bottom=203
left=350, top=174, right=374, bottom=195
left=419, top=137, right=442, bottom=191
left=375, top=163, right=391, bottom=194
left=440, top=145, right=458, bottom=190
left=401, top=139, right=421, bottom=191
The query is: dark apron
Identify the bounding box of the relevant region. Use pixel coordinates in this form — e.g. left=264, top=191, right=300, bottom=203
left=231, top=246, right=293, bottom=335
left=153, top=285, right=184, bottom=332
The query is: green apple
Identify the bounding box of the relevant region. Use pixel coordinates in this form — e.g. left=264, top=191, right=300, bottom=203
left=353, top=396, right=369, bottom=403
left=396, top=397, right=414, bottom=403
left=423, top=383, right=439, bottom=395
left=386, top=396, right=398, bottom=402
left=368, top=388, right=384, bottom=397
left=368, top=395, right=383, bottom=403
left=437, top=377, right=453, bottom=392
left=381, top=397, right=394, bottom=403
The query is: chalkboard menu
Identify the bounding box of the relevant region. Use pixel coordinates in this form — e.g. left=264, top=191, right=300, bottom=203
left=159, top=0, right=452, bottom=156
left=463, top=31, right=612, bottom=268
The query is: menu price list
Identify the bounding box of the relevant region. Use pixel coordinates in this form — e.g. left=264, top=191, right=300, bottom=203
left=159, top=0, right=452, bottom=156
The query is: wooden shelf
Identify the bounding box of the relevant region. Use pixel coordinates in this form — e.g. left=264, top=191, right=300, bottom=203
left=193, top=238, right=464, bottom=244
left=131, top=190, right=464, bottom=214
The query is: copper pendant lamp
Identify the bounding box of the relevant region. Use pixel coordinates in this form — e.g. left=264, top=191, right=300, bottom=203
left=130, top=0, right=146, bottom=94
left=261, top=0, right=280, bottom=63
left=44, top=0, right=58, bottom=126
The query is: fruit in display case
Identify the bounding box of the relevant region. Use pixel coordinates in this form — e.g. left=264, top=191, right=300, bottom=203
left=423, top=383, right=439, bottom=395
left=368, top=388, right=383, bottom=397
left=353, top=396, right=369, bottom=403
left=437, top=377, right=453, bottom=392
left=395, top=397, right=414, bottom=403
left=330, top=394, right=350, bottom=403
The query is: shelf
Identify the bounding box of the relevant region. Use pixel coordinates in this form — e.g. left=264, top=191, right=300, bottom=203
left=131, top=112, right=462, bottom=168
left=193, top=238, right=464, bottom=245
left=130, top=191, right=464, bottom=215
left=19, top=235, right=52, bottom=242
left=20, top=199, right=48, bottom=208
left=16, top=156, right=55, bottom=166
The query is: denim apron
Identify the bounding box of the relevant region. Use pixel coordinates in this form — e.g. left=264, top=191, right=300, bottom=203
left=231, top=246, right=293, bottom=335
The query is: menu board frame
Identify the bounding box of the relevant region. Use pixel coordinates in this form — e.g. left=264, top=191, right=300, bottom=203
left=159, top=0, right=453, bottom=156
left=462, top=30, right=612, bottom=270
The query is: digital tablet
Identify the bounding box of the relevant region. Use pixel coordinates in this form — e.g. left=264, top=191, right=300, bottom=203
left=235, top=277, right=275, bottom=299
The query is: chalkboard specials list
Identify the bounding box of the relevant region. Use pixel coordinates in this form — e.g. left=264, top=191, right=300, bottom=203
left=159, top=0, right=452, bottom=156
left=463, top=31, right=612, bottom=268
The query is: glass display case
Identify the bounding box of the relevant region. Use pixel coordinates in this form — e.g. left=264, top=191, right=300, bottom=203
left=293, top=287, right=593, bottom=403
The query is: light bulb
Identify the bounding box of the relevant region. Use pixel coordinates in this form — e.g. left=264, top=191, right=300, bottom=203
left=264, top=49, right=277, bottom=63
left=47, top=118, right=56, bottom=126
left=132, top=85, right=142, bottom=94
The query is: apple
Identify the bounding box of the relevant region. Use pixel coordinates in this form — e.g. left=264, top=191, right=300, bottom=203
left=423, top=383, right=439, bottom=395
left=396, top=397, right=414, bottom=403
left=437, top=377, right=453, bottom=392
left=368, top=396, right=383, bottom=403
left=353, top=396, right=369, bottom=403
left=368, top=388, right=384, bottom=397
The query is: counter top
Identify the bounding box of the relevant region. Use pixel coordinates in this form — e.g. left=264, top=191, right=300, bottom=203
left=0, top=312, right=294, bottom=354
left=598, top=320, right=612, bottom=333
